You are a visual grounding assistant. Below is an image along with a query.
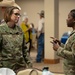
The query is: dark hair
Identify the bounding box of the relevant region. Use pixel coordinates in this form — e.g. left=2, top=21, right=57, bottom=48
left=70, top=9, right=75, bottom=19
left=40, top=14, right=44, bottom=18
left=4, top=6, right=20, bottom=23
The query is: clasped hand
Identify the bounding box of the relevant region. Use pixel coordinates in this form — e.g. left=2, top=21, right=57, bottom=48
left=50, top=37, right=60, bottom=51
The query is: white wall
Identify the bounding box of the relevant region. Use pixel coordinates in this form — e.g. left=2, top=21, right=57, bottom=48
left=16, top=0, right=75, bottom=39
left=59, top=0, right=75, bottom=39
left=16, top=0, right=44, bottom=28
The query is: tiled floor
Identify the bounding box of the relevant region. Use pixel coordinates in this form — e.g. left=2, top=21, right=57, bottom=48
left=30, top=49, right=64, bottom=73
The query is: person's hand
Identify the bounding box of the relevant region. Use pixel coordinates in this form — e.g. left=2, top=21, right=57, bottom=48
left=50, top=41, right=60, bottom=51
left=50, top=37, right=58, bottom=42
left=28, top=27, right=32, bottom=31
left=50, top=36, right=60, bottom=51
left=50, top=37, right=61, bottom=45
left=50, top=37, right=57, bottom=40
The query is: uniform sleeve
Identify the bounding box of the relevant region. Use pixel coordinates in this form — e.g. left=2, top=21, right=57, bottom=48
left=56, top=42, right=75, bottom=61
left=0, top=32, right=3, bottom=66
left=0, top=24, right=5, bottom=59
left=0, top=34, right=2, bottom=47
left=0, top=28, right=2, bottom=54
left=22, top=35, right=33, bottom=68
left=60, top=43, right=64, bottom=48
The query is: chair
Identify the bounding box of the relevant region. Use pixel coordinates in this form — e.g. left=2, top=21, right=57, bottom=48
left=17, top=68, right=64, bottom=75
left=0, top=68, right=16, bottom=75
left=17, top=68, right=42, bottom=75
left=60, top=31, right=71, bottom=44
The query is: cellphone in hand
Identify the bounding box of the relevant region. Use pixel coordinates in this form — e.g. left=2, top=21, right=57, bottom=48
left=50, top=41, right=56, bottom=44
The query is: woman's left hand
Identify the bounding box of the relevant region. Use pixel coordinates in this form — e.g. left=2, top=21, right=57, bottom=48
left=53, top=43, right=60, bottom=51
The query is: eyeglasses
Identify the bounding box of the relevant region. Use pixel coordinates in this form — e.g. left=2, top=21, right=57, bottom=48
left=13, top=13, right=21, bottom=17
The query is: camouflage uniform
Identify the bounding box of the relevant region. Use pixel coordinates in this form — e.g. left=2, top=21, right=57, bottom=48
left=0, top=23, right=32, bottom=72
left=57, top=30, right=75, bottom=75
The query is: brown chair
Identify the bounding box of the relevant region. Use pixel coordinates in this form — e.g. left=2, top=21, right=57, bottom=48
left=17, top=68, right=42, bottom=75
left=17, top=68, right=64, bottom=75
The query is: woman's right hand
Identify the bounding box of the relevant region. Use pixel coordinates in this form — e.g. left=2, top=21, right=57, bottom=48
left=50, top=37, right=61, bottom=45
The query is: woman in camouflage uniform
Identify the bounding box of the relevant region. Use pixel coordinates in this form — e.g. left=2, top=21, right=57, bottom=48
left=50, top=9, right=75, bottom=75
left=0, top=6, right=32, bottom=73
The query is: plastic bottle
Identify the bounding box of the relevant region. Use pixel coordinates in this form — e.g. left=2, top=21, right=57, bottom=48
left=42, top=67, right=54, bottom=75
left=42, top=67, right=49, bottom=75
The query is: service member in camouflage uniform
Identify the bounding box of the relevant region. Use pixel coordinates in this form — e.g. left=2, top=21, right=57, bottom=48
left=0, top=6, right=32, bottom=73
left=50, top=9, right=75, bottom=75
